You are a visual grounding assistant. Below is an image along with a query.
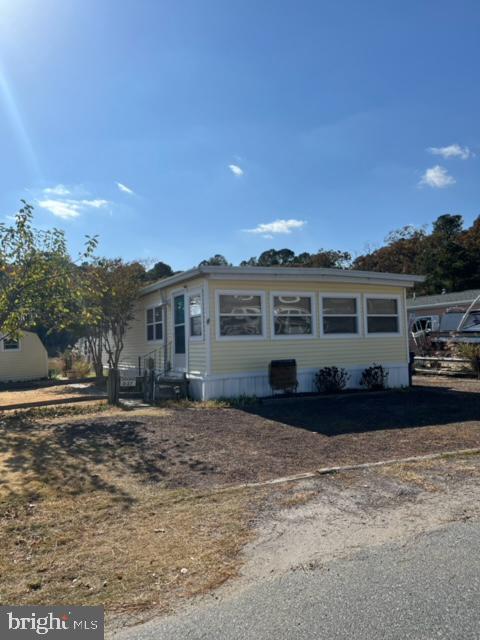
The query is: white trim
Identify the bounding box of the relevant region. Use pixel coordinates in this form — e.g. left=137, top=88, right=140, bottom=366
left=205, top=280, right=212, bottom=375
left=319, top=292, right=362, bottom=339
left=171, top=289, right=187, bottom=372
left=145, top=302, right=165, bottom=344
left=364, top=293, right=403, bottom=338
left=186, top=363, right=410, bottom=400
left=403, top=288, right=411, bottom=362
left=1, top=336, right=21, bottom=352
left=215, top=289, right=267, bottom=341
left=269, top=291, right=316, bottom=340
left=187, top=288, right=204, bottom=343
left=140, top=265, right=424, bottom=296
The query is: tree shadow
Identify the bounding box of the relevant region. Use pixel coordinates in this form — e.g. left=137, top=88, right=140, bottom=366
left=0, top=416, right=167, bottom=505
left=241, top=386, right=480, bottom=436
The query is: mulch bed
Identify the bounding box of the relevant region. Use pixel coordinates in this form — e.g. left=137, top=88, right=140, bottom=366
left=9, top=376, right=477, bottom=493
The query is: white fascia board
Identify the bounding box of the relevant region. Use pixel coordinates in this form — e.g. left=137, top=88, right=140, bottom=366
left=141, top=265, right=424, bottom=296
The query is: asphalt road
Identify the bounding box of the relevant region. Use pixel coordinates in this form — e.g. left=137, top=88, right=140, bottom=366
left=114, top=520, right=480, bottom=640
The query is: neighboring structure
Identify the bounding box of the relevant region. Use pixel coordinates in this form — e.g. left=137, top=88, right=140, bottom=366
left=407, top=289, right=480, bottom=323
left=0, top=331, right=48, bottom=383
left=117, top=266, right=423, bottom=400
left=407, top=289, right=480, bottom=351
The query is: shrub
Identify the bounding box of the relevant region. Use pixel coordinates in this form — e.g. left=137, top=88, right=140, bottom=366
left=314, top=366, right=349, bottom=394
left=360, top=364, right=389, bottom=391
left=58, top=349, right=74, bottom=376
left=70, top=357, right=92, bottom=379
left=456, top=343, right=480, bottom=379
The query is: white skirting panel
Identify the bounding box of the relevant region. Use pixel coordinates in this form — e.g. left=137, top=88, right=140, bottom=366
left=187, top=363, right=410, bottom=401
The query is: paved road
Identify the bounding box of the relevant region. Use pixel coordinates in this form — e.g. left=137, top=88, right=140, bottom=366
left=114, top=520, right=480, bottom=640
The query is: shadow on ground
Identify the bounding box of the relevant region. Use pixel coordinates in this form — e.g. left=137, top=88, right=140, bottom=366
left=241, top=386, right=480, bottom=436
left=0, top=417, right=165, bottom=504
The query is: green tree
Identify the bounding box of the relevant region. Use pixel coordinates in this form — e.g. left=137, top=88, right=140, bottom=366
left=0, top=201, right=97, bottom=340
left=422, top=214, right=471, bottom=293
left=144, top=260, right=174, bottom=281
left=81, top=259, right=144, bottom=404
left=300, top=249, right=351, bottom=269
left=199, top=254, right=231, bottom=266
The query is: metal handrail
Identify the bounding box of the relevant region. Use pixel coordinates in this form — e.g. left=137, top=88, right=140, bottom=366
left=138, top=342, right=172, bottom=376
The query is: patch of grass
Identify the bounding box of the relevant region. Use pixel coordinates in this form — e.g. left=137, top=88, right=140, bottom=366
left=164, top=395, right=260, bottom=410
left=7, top=401, right=110, bottom=420
left=0, top=485, right=262, bottom=614
left=279, top=489, right=318, bottom=509
left=0, top=409, right=267, bottom=616
left=377, top=461, right=441, bottom=492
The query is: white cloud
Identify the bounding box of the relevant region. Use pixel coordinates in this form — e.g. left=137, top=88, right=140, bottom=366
left=43, top=184, right=70, bottom=196
left=116, top=181, right=134, bottom=195
left=419, top=165, right=456, bottom=188
left=228, top=164, right=244, bottom=177
left=245, top=219, right=307, bottom=235
left=38, top=198, right=109, bottom=220
left=81, top=199, right=109, bottom=208
left=428, top=144, right=473, bottom=160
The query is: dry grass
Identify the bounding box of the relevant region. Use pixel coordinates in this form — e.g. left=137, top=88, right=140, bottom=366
left=377, top=463, right=441, bottom=492
left=0, top=409, right=265, bottom=616
left=0, top=486, right=259, bottom=614
left=278, top=489, right=319, bottom=509
left=376, top=453, right=480, bottom=492
left=0, top=383, right=105, bottom=409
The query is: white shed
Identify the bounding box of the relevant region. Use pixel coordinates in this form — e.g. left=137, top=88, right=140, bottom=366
left=0, top=331, right=49, bottom=383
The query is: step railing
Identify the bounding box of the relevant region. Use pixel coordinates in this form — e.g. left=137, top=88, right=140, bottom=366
left=138, top=342, right=172, bottom=376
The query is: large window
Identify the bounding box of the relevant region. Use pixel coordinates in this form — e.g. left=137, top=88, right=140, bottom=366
left=146, top=305, right=163, bottom=341
left=218, top=292, right=264, bottom=337
left=366, top=297, right=400, bottom=334
left=3, top=337, right=20, bottom=351
left=189, top=293, right=203, bottom=338
left=321, top=296, right=359, bottom=335
left=272, top=294, right=314, bottom=336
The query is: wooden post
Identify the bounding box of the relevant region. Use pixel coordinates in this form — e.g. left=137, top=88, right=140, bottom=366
left=107, top=368, right=120, bottom=405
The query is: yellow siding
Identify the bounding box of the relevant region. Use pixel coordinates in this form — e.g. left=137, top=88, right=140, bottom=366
left=209, top=279, right=408, bottom=374
left=119, top=278, right=207, bottom=374
left=0, top=331, right=48, bottom=382
left=189, top=342, right=207, bottom=374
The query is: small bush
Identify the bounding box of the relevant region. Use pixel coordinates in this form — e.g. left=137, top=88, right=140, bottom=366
left=314, top=366, right=349, bottom=394
left=360, top=364, right=389, bottom=391
left=70, top=358, right=92, bottom=379
left=456, top=343, right=480, bottom=379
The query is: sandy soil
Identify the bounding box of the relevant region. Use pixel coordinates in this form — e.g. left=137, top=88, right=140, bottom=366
left=235, top=455, right=480, bottom=589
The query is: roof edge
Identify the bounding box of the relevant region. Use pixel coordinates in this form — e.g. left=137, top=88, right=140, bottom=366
left=140, top=265, right=424, bottom=295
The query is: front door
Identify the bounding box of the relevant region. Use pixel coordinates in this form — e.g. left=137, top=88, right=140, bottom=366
left=173, top=294, right=186, bottom=370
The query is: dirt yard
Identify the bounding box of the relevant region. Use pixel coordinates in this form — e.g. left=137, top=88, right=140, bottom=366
left=1, top=375, right=480, bottom=622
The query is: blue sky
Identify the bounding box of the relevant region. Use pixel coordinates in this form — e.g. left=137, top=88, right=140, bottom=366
left=0, top=0, right=479, bottom=269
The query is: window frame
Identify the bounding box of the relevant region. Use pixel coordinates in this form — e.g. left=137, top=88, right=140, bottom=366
left=1, top=336, right=21, bottom=352
left=364, top=293, right=403, bottom=337
left=188, top=289, right=204, bottom=342
left=270, top=291, right=316, bottom=340
left=319, top=292, right=362, bottom=339
left=145, top=303, right=164, bottom=343
left=215, top=289, right=267, bottom=341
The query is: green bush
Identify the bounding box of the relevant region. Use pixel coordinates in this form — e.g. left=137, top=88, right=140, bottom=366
left=314, top=366, right=349, bottom=394
left=360, top=364, right=389, bottom=391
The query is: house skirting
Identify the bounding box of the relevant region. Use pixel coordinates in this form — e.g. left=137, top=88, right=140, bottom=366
left=187, top=363, right=409, bottom=401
